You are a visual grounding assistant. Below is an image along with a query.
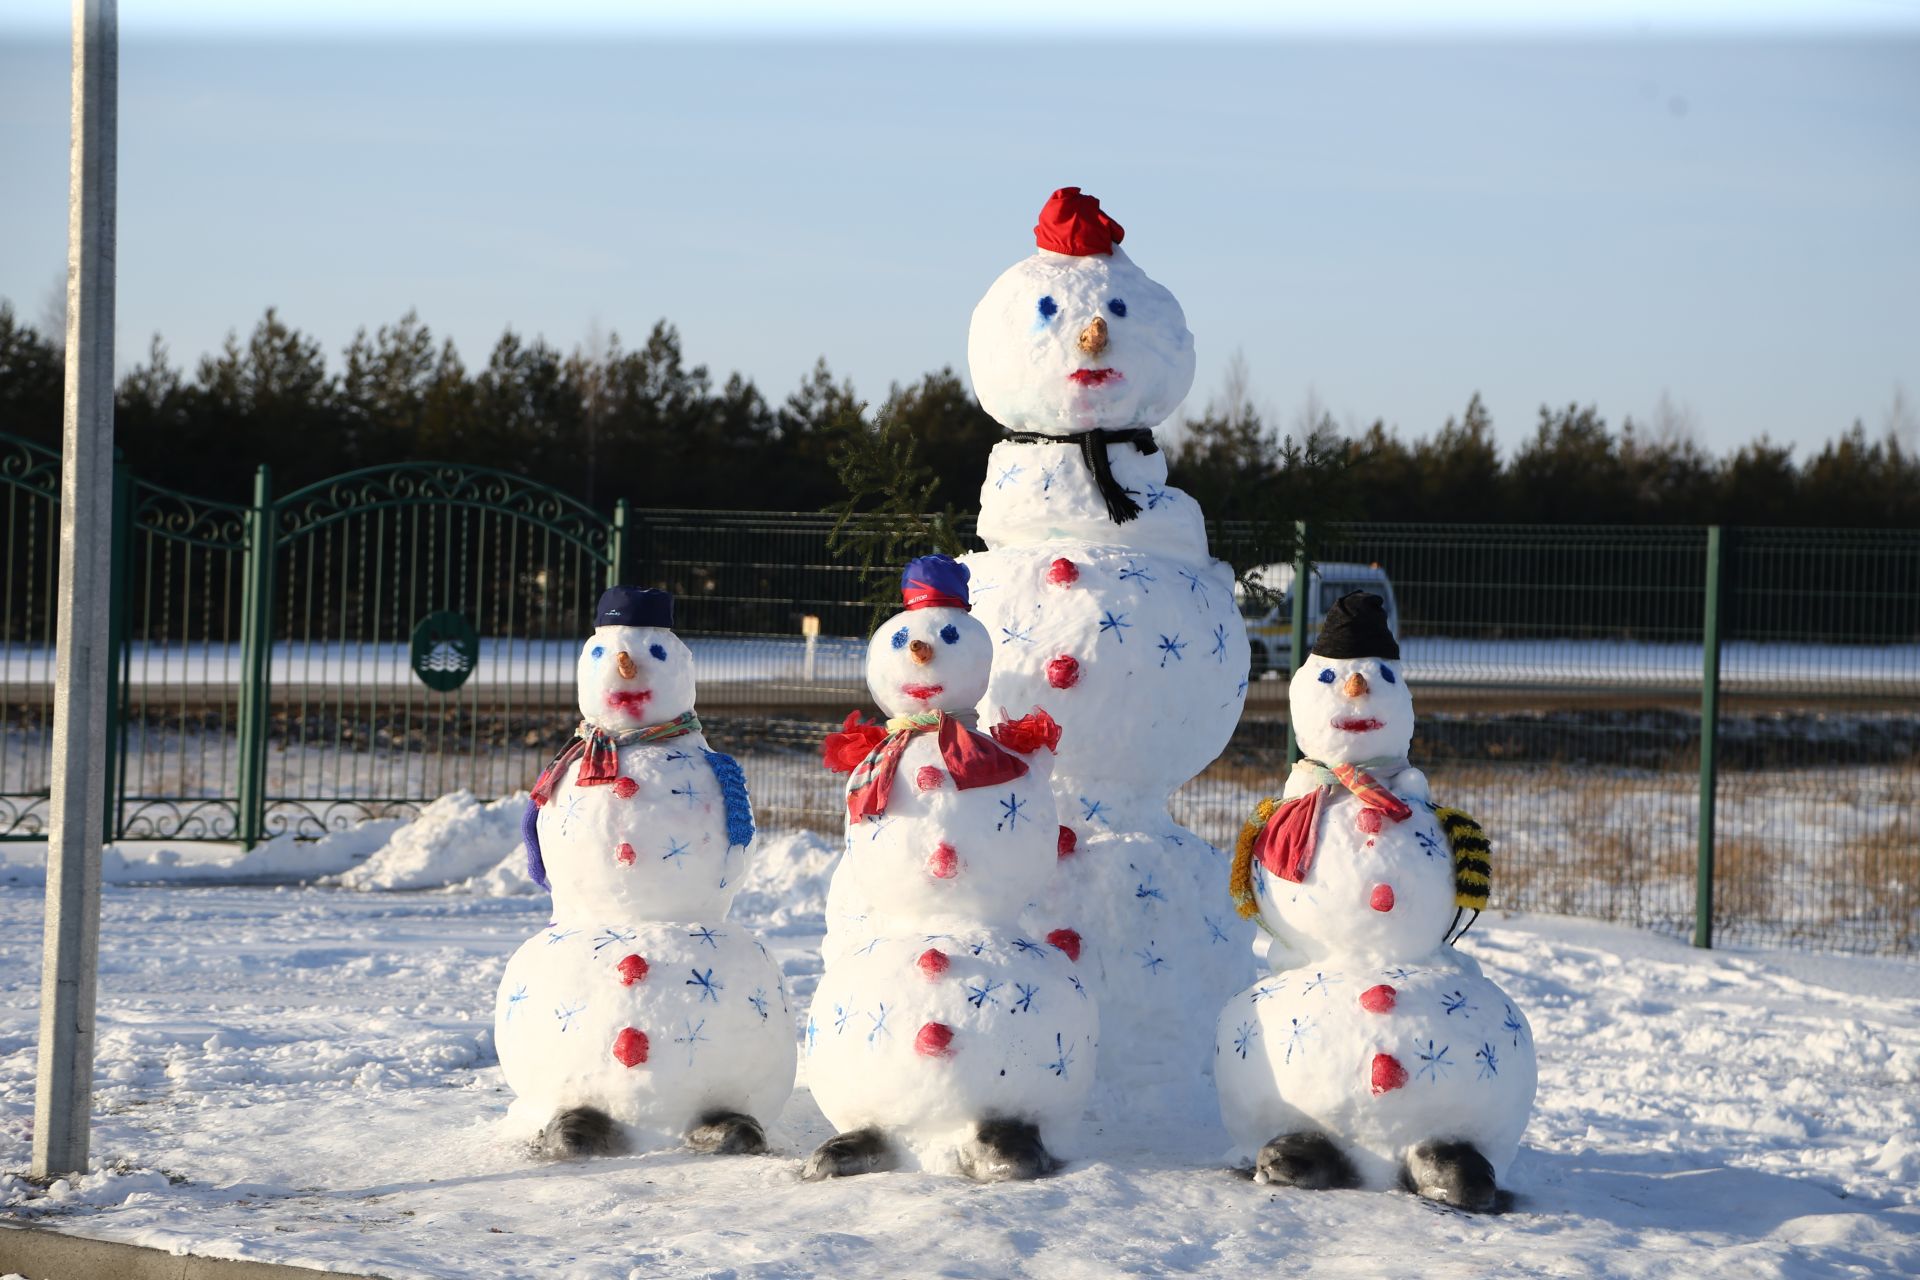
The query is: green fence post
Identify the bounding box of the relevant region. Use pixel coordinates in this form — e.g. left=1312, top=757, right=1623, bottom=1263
left=1284, top=519, right=1312, bottom=765
left=100, top=457, right=132, bottom=839
left=1694, top=524, right=1725, bottom=948
left=236, top=465, right=275, bottom=848
left=608, top=498, right=630, bottom=589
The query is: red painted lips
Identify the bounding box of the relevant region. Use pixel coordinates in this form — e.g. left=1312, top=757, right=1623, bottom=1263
left=900, top=683, right=944, bottom=702
left=1333, top=717, right=1384, bottom=733
left=1068, top=368, right=1121, bottom=387
left=606, top=689, right=652, bottom=713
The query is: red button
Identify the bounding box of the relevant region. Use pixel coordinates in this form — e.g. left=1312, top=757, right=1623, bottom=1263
left=1370, top=884, right=1396, bottom=912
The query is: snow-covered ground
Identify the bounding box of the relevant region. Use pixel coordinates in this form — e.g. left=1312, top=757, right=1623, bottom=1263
left=2, top=818, right=1916, bottom=1279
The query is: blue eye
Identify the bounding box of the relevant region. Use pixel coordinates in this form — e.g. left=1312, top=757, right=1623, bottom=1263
left=1317, top=668, right=1336, bottom=684
left=590, top=645, right=605, bottom=660
left=649, top=643, right=668, bottom=662
left=1379, top=665, right=1397, bottom=684
left=939, top=624, right=959, bottom=645
left=1037, top=295, right=1058, bottom=320
left=891, top=627, right=909, bottom=650
left=1108, top=298, right=1127, bottom=318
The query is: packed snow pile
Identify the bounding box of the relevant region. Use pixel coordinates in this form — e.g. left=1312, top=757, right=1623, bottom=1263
left=334, top=791, right=527, bottom=892
left=0, top=819, right=404, bottom=888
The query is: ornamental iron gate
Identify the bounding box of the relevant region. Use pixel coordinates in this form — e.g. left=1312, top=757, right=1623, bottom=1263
left=0, top=431, right=626, bottom=843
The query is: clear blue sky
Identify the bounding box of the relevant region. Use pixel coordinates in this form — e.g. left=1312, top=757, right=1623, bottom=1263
left=1, top=4, right=1916, bottom=457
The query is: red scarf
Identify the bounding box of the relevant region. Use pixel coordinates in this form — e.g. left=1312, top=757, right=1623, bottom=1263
left=826, top=709, right=1058, bottom=822
left=1252, top=758, right=1413, bottom=884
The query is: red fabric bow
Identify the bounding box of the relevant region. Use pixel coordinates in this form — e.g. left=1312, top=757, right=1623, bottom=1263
left=823, top=711, right=889, bottom=774
left=989, top=707, right=1062, bottom=755
left=1035, top=187, right=1124, bottom=257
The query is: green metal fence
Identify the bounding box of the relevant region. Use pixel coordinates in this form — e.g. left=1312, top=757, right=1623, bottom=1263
left=4, top=453, right=1916, bottom=955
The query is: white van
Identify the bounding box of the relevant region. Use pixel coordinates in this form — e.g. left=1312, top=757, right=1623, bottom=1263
left=1234, top=562, right=1401, bottom=678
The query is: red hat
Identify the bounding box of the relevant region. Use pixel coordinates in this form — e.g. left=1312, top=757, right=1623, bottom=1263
left=1034, top=187, right=1124, bottom=257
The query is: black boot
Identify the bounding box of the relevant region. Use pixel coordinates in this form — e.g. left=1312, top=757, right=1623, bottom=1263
left=1253, top=1132, right=1360, bottom=1189
left=1403, top=1140, right=1499, bottom=1212
left=957, top=1118, right=1059, bottom=1183
left=535, top=1106, right=624, bottom=1159
left=685, top=1109, right=768, bottom=1155
left=801, top=1126, right=897, bottom=1180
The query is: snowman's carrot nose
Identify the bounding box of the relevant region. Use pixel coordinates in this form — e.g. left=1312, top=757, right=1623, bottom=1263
left=615, top=651, right=638, bottom=679
left=908, top=639, right=934, bottom=665
left=1342, top=672, right=1369, bottom=698
left=1078, top=315, right=1108, bottom=355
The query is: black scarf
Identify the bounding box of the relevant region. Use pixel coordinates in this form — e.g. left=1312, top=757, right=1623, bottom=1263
left=1002, top=428, right=1159, bottom=524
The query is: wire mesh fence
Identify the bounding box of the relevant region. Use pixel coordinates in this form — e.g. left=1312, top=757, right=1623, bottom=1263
left=3, top=450, right=1915, bottom=955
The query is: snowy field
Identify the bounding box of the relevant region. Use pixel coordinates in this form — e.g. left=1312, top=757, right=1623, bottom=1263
left=4, top=634, right=1917, bottom=694
left=2, top=820, right=1917, bottom=1279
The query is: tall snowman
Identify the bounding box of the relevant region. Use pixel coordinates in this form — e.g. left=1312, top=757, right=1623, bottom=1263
left=805, top=556, right=1097, bottom=1182
left=1214, top=593, right=1535, bottom=1211
left=960, top=187, right=1254, bottom=1118
left=494, top=586, right=795, bottom=1157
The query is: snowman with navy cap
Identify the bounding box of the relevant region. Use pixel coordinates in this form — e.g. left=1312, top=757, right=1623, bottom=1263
left=806, top=555, right=1097, bottom=1182
left=494, top=586, right=795, bottom=1159
left=1213, top=592, right=1535, bottom=1211
left=959, top=188, right=1255, bottom=1122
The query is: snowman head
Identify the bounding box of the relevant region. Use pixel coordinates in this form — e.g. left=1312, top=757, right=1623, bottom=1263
left=865, top=555, right=992, bottom=719
left=576, top=586, right=696, bottom=732
left=1289, top=593, right=1414, bottom=764
left=967, top=187, right=1196, bottom=435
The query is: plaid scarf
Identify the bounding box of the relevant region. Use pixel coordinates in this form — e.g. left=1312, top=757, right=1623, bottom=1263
left=845, top=710, right=1028, bottom=822
left=529, top=710, right=702, bottom=806
left=1230, top=756, right=1412, bottom=918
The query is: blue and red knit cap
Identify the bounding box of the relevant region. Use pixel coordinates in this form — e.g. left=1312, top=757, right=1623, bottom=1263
left=900, top=555, right=970, bottom=612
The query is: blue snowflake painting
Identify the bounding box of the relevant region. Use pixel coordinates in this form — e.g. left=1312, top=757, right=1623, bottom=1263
left=1210, top=623, right=1228, bottom=662
left=592, top=926, right=636, bottom=953
left=505, top=984, right=528, bottom=1020
left=554, top=1001, right=586, bottom=1032
left=1080, top=797, right=1110, bottom=824
left=1178, top=567, right=1209, bottom=604
left=1251, top=980, right=1287, bottom=1005
left=1069, top=974, right=1088, bottom=999
left=686, top=967, right=724, bottom=1003
left=1504, top=1004, right=1528, bottom=1047
left=1048, top=1033, right=1075, bottom=1078
left=804, top=1015, right=819, bottom=1052
left=1136, top=945, right=1168, bottom=974
left=998, top=792, right=1030, bottom=831
left=748, top=987, right=770, bottom=1020
left=670, top=782, right=702, bottom=808
left=688, top=926, right=724, bottom=948
left=1442, top=990, right=1477, bottom=1017
left=1233, top=1021, right=1257, bottom=1059
left=1143, top=484, right=1173, bottom=510
left=1118, top=561, right=1155, bottom=590
left=999, top=620, right=1035, bottom=646
left=833, top=1003, right=854, bottom=1034
left=1135, top=872, right=1166, bottom=902
left=1012, top=937, right=1045, bottom=956
left=1303, top=971, right=1341, bottom=997
left=1414, top=829, right=1442, bottom=858
left=1156, top=634, right=1186, bottom=666
left=995, top=462, right=1024, bottom=489
left=1098, top=610, right=1131, bottom=642
left=544, top=927, right=580, bottom=946
left=1283, top=1017, right=1316, bottom=1064
left=1476, top=1042, right=1499, bottom=1080
left=1416, top=1039, right=1454, bottom=1082
left=1205, top=915, right=1229, bottom=943
left=867, top=1003, right=891, bottom=1043
left=1012, top=983, right=1039, bottom=1014
left=661, top=838, right=690, bottom=865
left=966, top=979, right=1003, bottom=1009
left=675, top=1018, right=709, bottom=1065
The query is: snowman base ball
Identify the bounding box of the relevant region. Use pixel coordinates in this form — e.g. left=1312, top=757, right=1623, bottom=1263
left=495, top=921, right=796, bottom=1155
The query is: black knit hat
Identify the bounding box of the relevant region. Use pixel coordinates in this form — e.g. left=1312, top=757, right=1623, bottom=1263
left=595, top=586, right=673, bottom=629
left=1312, top=591, right=1399, bottom=660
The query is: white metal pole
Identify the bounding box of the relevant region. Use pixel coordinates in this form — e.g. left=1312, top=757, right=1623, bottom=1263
left=33, top=0, right=118, bottom=1181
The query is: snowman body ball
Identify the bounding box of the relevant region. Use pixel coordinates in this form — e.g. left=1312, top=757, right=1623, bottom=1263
left=805, top=556, right=1096, bottom=1182
left=494, top=587, right=795, bottom=1157
left=1213, top=593, right=1535, bottom=1210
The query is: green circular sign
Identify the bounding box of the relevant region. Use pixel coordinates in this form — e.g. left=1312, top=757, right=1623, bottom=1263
left=410, top=610, right=480, bottom=692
